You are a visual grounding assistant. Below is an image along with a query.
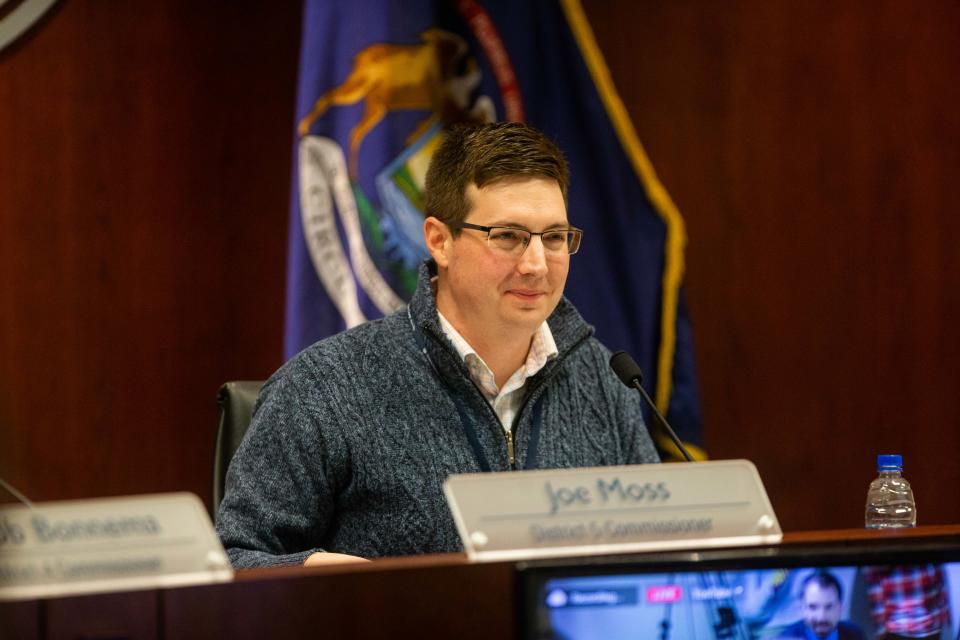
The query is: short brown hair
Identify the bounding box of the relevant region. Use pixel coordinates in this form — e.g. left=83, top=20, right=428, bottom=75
left=423, top=122, right=569, bottom=229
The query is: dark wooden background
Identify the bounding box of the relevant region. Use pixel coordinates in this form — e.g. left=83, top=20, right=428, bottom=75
left=1, top=1, right=957, bottom=532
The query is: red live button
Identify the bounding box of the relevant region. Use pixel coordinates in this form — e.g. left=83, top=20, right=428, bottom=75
left=646, top=585, right=682, bottom=603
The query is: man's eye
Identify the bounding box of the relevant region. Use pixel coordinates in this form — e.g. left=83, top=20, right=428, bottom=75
left=491, top=230, right=522, bottom=242
left=542, top=231, right=568, bottom=246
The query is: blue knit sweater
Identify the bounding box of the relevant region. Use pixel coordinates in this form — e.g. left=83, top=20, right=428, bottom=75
left=216, top=263, right=659, bottom=567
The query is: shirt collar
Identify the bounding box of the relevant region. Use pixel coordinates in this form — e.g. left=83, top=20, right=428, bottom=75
left=412, top=262, right=593, bottom=370
left=436, top=310, right=558, bottom=396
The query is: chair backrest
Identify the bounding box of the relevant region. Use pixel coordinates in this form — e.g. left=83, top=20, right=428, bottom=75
left=212, top=380, right=264, bottom=521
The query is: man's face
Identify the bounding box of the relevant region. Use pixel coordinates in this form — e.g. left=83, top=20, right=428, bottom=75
left=801, top=582, right=842, bottom=639
left=431, top=177, right=569, bottom=346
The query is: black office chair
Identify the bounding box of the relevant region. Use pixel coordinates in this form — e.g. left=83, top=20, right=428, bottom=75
left=211, top=380, right=264, bottom=521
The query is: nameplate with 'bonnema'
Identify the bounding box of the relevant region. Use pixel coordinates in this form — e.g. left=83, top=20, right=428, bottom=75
left=444, top=459, right=781, bottom=562
left=0, top=492, right=232, bottom=601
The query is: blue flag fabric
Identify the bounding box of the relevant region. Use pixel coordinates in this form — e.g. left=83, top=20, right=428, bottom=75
left=285, top=0, right=704, bottom=458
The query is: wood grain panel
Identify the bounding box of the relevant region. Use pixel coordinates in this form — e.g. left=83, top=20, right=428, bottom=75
left=164, top=560, right=513, bottom=639
left=0, top=599, right=40, bottom=640
left=0, top=2, right=300, bottom=503
left=46, top=590, right=158, bottom=640
left=1, top=1, right=958, bottom=536
left=582, top=0, right=960, bottom=529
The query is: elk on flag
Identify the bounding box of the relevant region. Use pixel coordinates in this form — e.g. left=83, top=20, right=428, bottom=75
left=285, top=0, right=704, bottom=459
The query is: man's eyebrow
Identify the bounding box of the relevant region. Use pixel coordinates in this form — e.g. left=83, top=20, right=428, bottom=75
left=488, top=219, right=570, bottom=230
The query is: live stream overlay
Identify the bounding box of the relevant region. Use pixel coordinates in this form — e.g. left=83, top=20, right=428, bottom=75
left=533, top=564, right=960, bottom=640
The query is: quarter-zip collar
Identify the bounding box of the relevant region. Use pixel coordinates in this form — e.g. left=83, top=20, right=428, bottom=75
left=408, top=261, right=593, bottom=378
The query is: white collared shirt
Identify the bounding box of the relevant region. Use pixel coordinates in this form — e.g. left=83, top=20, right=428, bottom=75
left=437, top=311, right=558, bottom=433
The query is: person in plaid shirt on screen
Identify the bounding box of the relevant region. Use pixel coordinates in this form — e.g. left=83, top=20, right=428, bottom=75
left=863, top=565, right=951, bottom=640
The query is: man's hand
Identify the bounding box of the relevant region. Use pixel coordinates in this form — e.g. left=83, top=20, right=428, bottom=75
left=303, top=552, right=371, bottom=566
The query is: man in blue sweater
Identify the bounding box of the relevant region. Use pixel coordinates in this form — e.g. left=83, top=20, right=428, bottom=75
left=216, top=122, right=659, bottom=567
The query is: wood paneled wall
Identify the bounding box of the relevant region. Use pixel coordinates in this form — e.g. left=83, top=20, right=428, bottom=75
left=1, top=2, right=957, bottom=531
left=0, top=2, right=301, bottom=500
left=584, top=0, right=960, bottom=528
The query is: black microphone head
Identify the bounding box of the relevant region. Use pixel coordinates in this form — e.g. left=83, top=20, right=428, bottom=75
left=609, top=350, right=644, bottom=388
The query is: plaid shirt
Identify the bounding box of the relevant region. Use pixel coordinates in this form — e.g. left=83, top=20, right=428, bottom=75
left=863, top=565, right=950, bottom=636
left=437, top=311, right=558, bottom=434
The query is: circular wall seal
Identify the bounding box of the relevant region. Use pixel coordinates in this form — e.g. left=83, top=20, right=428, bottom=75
left=0, top=0, right=60, bottom=54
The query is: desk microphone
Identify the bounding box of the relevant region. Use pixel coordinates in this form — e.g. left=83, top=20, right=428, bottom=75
left=609, top=350, right=694, bottom=462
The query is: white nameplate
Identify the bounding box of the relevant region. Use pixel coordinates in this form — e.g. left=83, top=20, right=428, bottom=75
left=0, top=492, right=232, bottom=601
left=444, top=459, right=781, bottom=562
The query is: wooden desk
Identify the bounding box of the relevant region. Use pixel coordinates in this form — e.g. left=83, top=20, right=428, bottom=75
left=3, top=526, right=959, bottom=640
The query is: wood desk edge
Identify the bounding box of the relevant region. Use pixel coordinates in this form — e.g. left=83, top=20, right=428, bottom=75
left=231, top=524, right=960, bottom=583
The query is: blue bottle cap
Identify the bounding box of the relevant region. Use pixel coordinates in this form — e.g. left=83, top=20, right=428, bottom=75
left=877, top=454, right=902, bottom=470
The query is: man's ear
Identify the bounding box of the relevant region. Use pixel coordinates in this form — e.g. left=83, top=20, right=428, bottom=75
left=423, top=216, right=452, bottom=268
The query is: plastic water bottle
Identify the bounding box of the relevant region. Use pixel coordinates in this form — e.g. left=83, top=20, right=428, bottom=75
left=865, top=454, right=916, bottom=528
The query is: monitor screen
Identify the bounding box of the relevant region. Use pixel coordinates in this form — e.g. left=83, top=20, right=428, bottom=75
left=518, top=544, right=960, bottom=639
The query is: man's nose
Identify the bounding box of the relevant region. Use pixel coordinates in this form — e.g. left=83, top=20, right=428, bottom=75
left=517, top=235, right=549, bottom=275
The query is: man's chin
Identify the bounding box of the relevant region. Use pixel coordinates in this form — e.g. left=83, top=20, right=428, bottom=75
left=500, top=305, right=550, bottom=331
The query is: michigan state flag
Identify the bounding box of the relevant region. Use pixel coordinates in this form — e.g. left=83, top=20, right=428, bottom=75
left=285, top=0, right=704, bottom=459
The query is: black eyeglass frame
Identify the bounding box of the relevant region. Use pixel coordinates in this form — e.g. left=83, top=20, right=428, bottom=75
left=445, top=221, right=583, bottom=256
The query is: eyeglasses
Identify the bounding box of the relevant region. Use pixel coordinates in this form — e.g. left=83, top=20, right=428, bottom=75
left=446, top=221, right=583, bottom=256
